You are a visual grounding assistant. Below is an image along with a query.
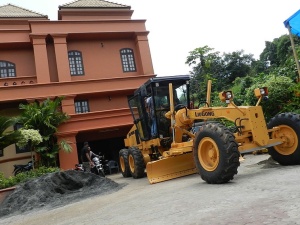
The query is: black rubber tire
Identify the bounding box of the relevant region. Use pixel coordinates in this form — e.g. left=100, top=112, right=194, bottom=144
left=99, top=169, right=106, bottom=177
left=193, top=123, right=240, bottom=184
left=91, top=167, right=98, bottom=175
left=119, top=149, right=131, bottom=177
left=14, top=168, right=23, bottom=176
left=128, top=147, right=145, bottom=179
left=267, top=112, right=300, bottom=165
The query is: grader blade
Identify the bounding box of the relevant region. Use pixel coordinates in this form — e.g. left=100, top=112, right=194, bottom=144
left=146, top=152, right=197, bottom=184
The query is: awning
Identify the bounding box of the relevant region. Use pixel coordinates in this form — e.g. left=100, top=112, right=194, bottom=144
left=284, top=9, right=300, bottom=37
left=284, top=9, right=300, bottom=80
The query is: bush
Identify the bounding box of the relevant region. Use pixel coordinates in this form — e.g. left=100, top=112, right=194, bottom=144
left=0, top=167, right=60, bottom=189
left=244, top=75, right=294, bottom=121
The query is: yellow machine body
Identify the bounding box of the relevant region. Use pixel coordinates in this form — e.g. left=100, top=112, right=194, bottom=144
left=122, top=78, right=300, bottom=184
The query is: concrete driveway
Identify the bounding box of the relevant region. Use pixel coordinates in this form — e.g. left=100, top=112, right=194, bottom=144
left=1, top=154, right=300, bottom=225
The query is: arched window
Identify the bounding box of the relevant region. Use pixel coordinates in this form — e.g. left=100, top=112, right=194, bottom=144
left=68, top=50, right=84, bottom=75
left=120, top=48, right=136, bottom=72
left=0, top=61, right=16, bottom=78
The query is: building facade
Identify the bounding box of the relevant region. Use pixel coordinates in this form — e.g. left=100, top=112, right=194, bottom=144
left=0, top=0, right=155, bottom=177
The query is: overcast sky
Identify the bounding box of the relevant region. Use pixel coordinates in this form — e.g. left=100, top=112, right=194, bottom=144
left=1, top=0, right=299, bottom=76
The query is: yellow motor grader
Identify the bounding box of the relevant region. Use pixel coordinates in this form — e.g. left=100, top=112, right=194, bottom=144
left=119, top=75, right=300, bottom=184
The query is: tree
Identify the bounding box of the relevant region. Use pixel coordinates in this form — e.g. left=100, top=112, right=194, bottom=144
left=186, top=46, right=255, bottom=106
left=0, top=116, right=22, bottom=151
left=259, top=34, right=300, bottom=81
left=17, top=129, right=43, bottom=169
left=18, top=97, right=71, bottom=167
left=185, top=46, right=223, bottom=105
left=221, top=50, right=255, bottom=86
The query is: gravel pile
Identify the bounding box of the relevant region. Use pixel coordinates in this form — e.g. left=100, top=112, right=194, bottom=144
left=257, top=156, right=281, bottom=169
left=0, top=170, right=125, bottom=218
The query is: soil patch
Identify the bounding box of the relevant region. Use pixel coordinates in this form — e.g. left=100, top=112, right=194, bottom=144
left=0, top=170, right=125, bottom=218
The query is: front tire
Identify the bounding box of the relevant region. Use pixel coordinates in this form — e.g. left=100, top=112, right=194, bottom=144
left=99, top=169, right=106, bottom=177
left=128, top=147, right=145, bottom=179
left=119, top=149, right=131, bottom=177
left=267, top=113, right=300, bottom=165
left=193, top=123, right=240, bottom=184
left=14, top=168, right=23, bottom=176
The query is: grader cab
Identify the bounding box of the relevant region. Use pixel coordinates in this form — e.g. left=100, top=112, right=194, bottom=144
left=119, top=75, right=300, bottom=184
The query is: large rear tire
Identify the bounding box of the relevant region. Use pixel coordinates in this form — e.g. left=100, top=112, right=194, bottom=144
left=119, top=149, right=131, bottom=177
left=193, top=123, right=240, bottom=184
left=128, top=147, right=145, bottom=179
left=267, top=113, right=300, bottom=165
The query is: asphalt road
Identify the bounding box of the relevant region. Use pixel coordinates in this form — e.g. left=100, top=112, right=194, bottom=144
left=2, top=154, right=300, bottom=225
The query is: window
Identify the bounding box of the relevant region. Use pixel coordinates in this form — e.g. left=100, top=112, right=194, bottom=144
left=68, top=51, right=84, bottom=75
left=0, top=149, right=3, bottom=157
left=120, top=48, right=136, bottom=72
left=75, top=100, right=90, bottom=113
left=14, top=123, right=30, bottom=154
left=0, top=61, right=16, bottom=78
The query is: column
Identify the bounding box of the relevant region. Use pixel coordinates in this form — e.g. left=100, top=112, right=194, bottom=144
left=135, top=33, right=154, bottom=75
left=57, top=133, right=78, bottom=171
left=31, top=35, right=50, bottom=83
left=52, top=34, right=71, bottom=82
left=61, top=95, right=76, bottom=115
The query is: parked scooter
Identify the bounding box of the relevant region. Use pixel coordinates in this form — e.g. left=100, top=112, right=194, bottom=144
left=13, top=161, right=33, bottom=176
left=91, top=155, right=106, bottom=177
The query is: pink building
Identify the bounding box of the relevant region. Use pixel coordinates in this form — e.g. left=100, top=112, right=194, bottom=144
left=0, top=0, right=155, bottom=177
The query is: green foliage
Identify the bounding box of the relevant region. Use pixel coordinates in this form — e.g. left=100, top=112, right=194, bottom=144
left=18, top=97, right=71, bottom=167
left=187, top=34, right=300, bottom=124
left=244, top=75, right=294, bottom=121
left=221, top=50, right=255, bottom=87
left=60, top=139, right=72, bottom=153
left=186, top=46, right=221, bottom=102
left=0, top=167, right=60, bottom=189
left=259, top=34, right=300, bottom=81
left=186, top=46, right=256, bottom=105
left=0, top=116, right=22, bottom=151
left=281, top=82, right=300, bottom=114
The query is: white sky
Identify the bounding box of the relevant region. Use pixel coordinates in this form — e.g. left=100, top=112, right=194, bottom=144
left=1, top=0, right=299, bottom=76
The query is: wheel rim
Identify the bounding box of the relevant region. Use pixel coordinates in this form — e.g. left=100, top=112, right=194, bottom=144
left=198, top=137, right=219, bottom=171
left=272, top=125, right=298, bottom=155
left=129, top=154, right=135, bottom=173
left=120, top=156, right=125, bottom=172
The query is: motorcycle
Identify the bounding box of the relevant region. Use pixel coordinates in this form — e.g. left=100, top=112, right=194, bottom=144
left=13, top=161, right=33, bottom=176
left=91, top=155, right=106, bottom=177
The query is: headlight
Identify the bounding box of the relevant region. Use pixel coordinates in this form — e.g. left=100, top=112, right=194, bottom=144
left=219, top=91, right=233, bottom=102
left=226, top=91, right=232, bottom=99
left=254, top=87, right=268, bottom=98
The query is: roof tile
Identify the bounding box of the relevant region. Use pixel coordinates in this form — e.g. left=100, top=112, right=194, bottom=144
left=0, top=4, right=47, bottom=18
left=59, top=0, right=130, bottom=8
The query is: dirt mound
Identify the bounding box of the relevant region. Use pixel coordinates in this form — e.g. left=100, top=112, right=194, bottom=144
left=257, top=156, right=281, bottom=168
left=0, top=170, right=125, bottom=218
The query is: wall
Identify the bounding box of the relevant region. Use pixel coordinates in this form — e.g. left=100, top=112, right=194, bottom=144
left=0, top=48, right=36, bottom=77
left=67, top=39, right=140, bottom=80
